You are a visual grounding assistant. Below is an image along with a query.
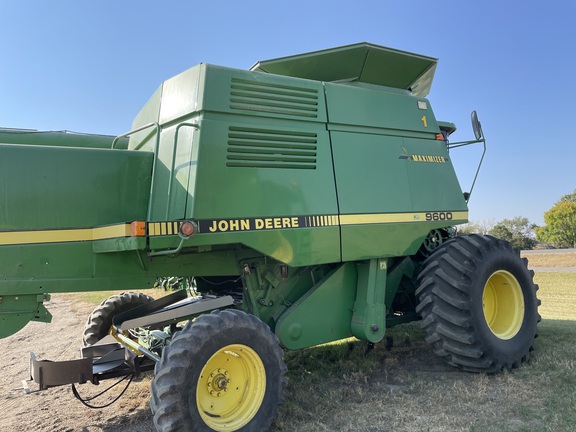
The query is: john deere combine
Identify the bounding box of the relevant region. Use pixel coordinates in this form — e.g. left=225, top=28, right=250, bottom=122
left=0, top=43, right=539, bottom=431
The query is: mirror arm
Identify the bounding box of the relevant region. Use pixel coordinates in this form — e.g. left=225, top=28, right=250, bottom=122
left=447, top=138, right=484, bottom=149
left=465, top=139, right=486, bottom=203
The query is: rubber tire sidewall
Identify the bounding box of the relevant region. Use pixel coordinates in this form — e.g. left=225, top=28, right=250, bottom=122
left=188, top=325, right=280, bottom=431
left=152, top=310, right=286, bottom=432
left=82, top=292, right=154, bottom=347
left=468, top=243, right=538, bottom=367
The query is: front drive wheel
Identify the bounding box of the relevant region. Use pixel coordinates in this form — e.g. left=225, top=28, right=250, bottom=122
left=151, top=309, right=287, bottom=432
left=416, top=234, right=540, bottom=373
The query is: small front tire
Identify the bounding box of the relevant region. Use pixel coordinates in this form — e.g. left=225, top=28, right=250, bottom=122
left=151, top=309, right=287, bottom=432
left=82, top=292, right=154, bottom=347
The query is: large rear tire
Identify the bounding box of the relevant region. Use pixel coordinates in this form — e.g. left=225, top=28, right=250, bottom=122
left=82, top=292, right=154, bottom=347
left=151, top=309, right=287, bottom=432
left=416, top=234, right=540, bottom=373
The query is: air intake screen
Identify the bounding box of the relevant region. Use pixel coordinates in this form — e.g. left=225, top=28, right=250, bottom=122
left=227, top=126, right=317, bottom=169
left=230, top=78, right=319, bottom=119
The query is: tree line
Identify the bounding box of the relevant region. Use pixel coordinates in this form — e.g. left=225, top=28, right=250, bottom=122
left=459, top=189, right=576, bottom=250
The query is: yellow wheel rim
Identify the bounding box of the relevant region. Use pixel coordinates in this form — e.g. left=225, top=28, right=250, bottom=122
left=482, top=270, right=525, bottom=340
left=197, top=344, right=266, bottom=431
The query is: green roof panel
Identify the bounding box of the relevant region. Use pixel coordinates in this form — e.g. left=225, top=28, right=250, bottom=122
left=251, top=42, right=438, bottom=97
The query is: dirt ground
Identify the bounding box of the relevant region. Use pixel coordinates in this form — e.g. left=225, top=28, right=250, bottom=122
left=0, top=296, right=155, bottom=432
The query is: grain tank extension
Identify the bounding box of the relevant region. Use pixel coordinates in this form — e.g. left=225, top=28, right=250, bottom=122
left=0, top=43, right=539, bottom=432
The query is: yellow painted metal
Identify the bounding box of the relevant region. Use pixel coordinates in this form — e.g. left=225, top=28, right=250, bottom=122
left=197, top=344, right=266, bottom=431
left=0, top=223, right=132, bottom=246
left=339, top=211, right=468, bottom=225
left=108, top=327, right=145, bottom=356
left=482, top=270, right=525, bottom=340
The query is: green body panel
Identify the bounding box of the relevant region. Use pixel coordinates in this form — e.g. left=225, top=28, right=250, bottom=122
left=130, top=63, right=340, bottom=264
left=340, top=221, right=462, bottom=261
left=128, top=66, right=201, bottom=221
left=275, top=263, right=357, bottom=350
left=0, top=294, right=51, bottom=338
left=352, top=259, right=387, bottom=343
left=0, top=43, right=473, bottom=344
left=0, top=128, right=128, bottom=149
left=0, top=144, right=152, bottom=230
left=324, top=82, right=438, bottom=136
left=93, top=237, right=147, bottom=253
left=0, top=242, right=244, bottom=296
left=332, top=132, right=412, bottom=214
left=251, top=42, right=437, bottom=98
left=232, top=255, right=418, bottom=350
left=150, top=226, right=341, bottom=267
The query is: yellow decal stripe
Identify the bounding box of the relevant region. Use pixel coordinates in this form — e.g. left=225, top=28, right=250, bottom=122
left=147, top=221, right=184, bottom=237
left=448, top=211, right=468, bottom=220
left=0, top=224, right=132, bottom=246
left=0, top=211, right=468, bottom=245
left=340, top=211, right=468, bottom=225
left=93, top=224, right=132, bottom=240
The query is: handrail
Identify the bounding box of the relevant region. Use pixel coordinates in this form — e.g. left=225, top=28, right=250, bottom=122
left=165, top=123, right=200, bottom=220
left=111, top=122, right=161, bottom=222
left=111, top=121, right=201, bottom=257
left=111, top=122, right=160, bottom=150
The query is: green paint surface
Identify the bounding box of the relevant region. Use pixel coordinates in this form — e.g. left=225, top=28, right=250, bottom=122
left=0, top=43, right=472, bottom=341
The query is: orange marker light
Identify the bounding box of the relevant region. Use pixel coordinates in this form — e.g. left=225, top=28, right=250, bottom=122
left=131, top=221, right=146, bottom=237
left=179, top=221, right=196, bottom=237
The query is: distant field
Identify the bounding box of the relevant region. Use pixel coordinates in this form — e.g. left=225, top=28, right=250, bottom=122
left=521, top=251, right=576, bottom=268
left=533, top=270, right=576, bottom=321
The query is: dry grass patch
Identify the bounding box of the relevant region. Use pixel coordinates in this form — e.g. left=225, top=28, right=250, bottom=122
left=272, top=269, right=576, bottom=432
left=273, top=323, right=576, bottom=431
left=272, top=326, right=556, bottom=432
left=521, top=252, right=576, bottom=268
left=534, top=272, right=576, bottom=320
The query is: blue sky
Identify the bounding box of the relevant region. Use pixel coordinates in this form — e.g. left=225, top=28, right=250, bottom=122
left=1, top=1, right=574, bottom=225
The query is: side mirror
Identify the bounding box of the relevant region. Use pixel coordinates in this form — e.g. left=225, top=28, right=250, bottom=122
left=471, top=110, right=484, bottom=141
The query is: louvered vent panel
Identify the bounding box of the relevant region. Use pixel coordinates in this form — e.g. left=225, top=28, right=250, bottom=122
left=227, top=126, right=317, bottom=169
left=229, top=78, right=319, bottom=118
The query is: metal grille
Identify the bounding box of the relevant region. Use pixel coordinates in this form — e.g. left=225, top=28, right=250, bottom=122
left=229, top=78, right=319, bottom=118
left=227, top=126, right=317, bottom=169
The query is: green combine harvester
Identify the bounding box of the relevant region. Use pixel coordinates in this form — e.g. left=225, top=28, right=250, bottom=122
left=0, top=43, right=539, bottom=432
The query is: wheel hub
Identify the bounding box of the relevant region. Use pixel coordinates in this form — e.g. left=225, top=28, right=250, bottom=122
left=197, top=344, right=266, bottom=431
left=482, top=270, right=525, bottom=340
left=207, top=369, right=230, bottom=396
